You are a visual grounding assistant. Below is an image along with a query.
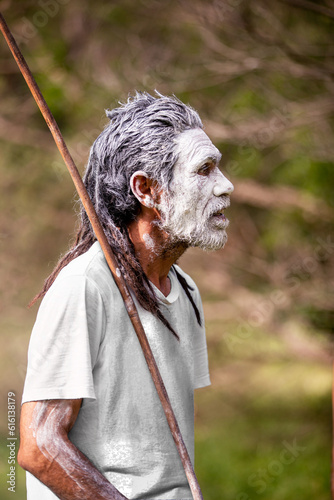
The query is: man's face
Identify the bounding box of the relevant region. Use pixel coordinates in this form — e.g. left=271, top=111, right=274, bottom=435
left=159, top=128, right=234, bottom=251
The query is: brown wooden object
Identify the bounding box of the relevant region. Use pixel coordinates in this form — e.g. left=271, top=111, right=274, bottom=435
left=0, top=12, right=204, bottom=500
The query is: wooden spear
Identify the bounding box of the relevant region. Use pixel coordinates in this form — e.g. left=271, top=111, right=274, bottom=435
left=0, top=12, right=204, bottom=500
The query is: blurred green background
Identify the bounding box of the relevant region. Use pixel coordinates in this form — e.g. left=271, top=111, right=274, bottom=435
left=0, top=1, right=333, bottom=499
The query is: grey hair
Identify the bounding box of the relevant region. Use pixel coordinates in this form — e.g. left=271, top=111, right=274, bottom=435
left=84, top=90, right=203, bottom=227
left=32, top=91, right=203, bottom=337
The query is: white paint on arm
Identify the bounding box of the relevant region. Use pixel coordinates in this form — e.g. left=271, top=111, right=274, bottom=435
left=25, top=400, right=128, bottom=499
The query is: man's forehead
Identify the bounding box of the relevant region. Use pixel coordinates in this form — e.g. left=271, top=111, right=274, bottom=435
left=174, top=128, right=221, bottom=165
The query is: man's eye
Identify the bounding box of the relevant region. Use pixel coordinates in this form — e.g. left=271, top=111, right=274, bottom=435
left=198, top=163, right=211, bottom=176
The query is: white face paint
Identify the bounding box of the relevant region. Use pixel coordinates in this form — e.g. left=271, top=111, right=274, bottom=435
left=159, top=128, right=234, bottom=250
left=143, top=232, right=156, bottom=253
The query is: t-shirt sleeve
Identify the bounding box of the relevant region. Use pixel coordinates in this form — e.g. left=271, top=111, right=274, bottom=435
left=22, top=274, right=106, bottom=404
left=191, top=282, right=211, bottom=390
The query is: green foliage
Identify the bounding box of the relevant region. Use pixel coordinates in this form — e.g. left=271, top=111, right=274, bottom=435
left=0, top=1, right=333, bottom=498
left=194, top=322, right=331, bottom=500
left=273, top=156, right=334, bottom=207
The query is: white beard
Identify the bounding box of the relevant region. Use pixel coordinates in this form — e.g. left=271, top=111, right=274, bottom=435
left=157, top=193, right=230, bottom=251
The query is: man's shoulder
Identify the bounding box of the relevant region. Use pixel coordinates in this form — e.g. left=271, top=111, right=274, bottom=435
left=55, top=241, right=114, bottom=294
left=60, top=241, right=107, bottom=275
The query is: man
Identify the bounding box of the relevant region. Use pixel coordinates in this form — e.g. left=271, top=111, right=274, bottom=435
left=18, top=91, right=234, bottom=500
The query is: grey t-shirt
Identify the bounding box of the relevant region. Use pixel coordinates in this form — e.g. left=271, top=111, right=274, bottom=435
left=22, top=242, right=210, bottom=499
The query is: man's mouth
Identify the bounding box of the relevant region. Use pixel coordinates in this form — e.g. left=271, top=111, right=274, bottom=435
left=212, top=209, right=226, bottom=219
left=210, top=207, right=229, bottom=228
left=209, top=198, right=230, bottom=219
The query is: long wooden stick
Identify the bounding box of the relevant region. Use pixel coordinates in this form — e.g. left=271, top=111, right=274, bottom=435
left=0, top=12, right=203, bottom=500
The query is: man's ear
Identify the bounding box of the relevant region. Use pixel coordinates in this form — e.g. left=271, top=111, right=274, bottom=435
left=130, top=171, right=156, bottom=208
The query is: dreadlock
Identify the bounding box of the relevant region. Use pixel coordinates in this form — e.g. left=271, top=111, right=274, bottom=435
left=31, top=91, right=203, bottom=338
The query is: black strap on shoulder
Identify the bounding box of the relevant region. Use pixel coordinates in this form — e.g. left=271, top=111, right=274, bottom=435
left=173, top=266, right=202, bottom=327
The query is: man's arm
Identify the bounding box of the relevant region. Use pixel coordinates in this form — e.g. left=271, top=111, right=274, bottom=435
left=18, top=399, right=128, bottom=500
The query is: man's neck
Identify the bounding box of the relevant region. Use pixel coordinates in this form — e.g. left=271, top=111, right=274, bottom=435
left=127, top=214, right=187, bottom=296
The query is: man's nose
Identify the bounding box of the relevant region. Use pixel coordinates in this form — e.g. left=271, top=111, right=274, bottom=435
left=213, top=170, right=234, bottom=197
